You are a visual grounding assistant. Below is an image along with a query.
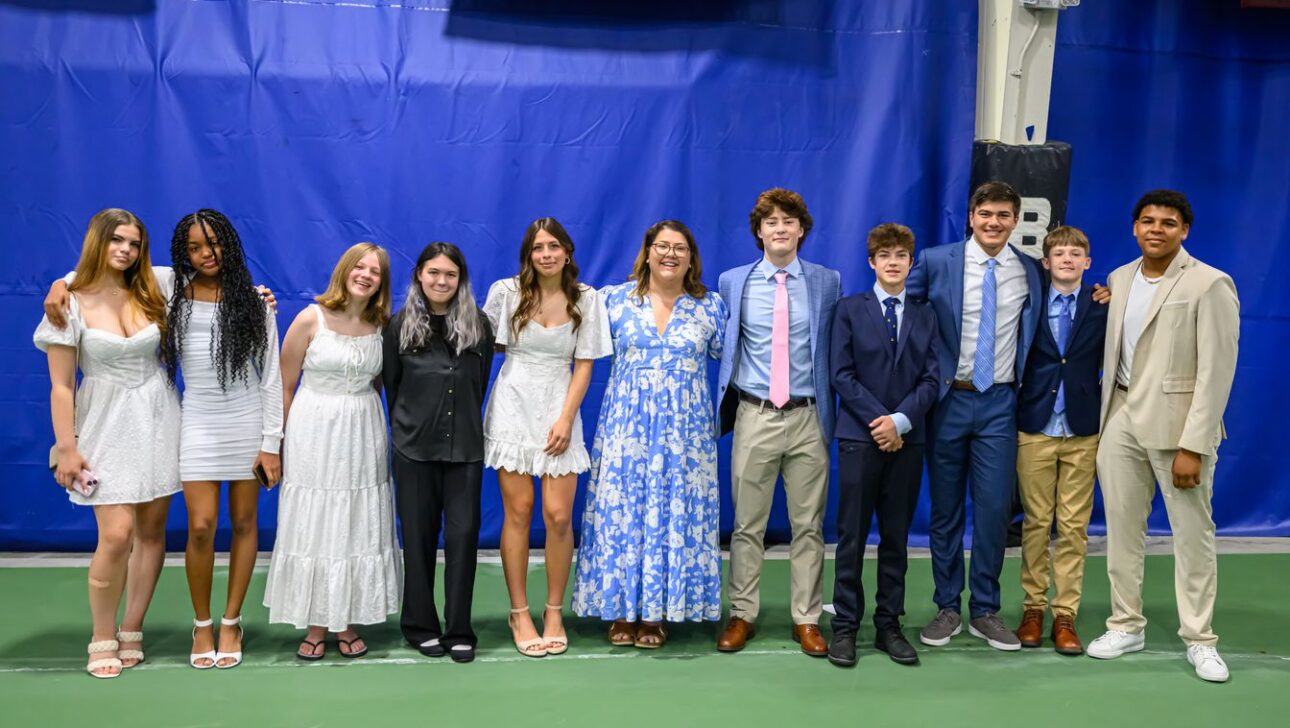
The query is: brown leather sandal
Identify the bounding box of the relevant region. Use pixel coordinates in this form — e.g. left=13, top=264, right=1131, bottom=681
left=608, top=619, right=637, bottom=646
left=634, top=621, right=667, bottom=649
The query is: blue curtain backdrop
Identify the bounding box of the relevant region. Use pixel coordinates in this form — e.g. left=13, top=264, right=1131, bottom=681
left=1, top=0, right=1286, bottom=550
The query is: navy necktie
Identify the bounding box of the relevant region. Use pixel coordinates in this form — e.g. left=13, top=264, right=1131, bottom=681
left=883, top=297, right=899, bottom=355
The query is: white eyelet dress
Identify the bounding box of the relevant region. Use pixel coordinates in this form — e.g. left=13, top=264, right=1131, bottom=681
left=481, top=279, right=613, bottom=478
left=264, top=305, right=402, bottom=631
left=33, top=295, right=181, bottom=506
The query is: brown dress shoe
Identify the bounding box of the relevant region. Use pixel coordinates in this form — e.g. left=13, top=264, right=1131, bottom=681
left=717, top=617, right=755, bottom=653
left=1051, top=614, right=1083, bottom=656
left=792, top=624, right=828, bottom=657
left=1017, top=609, right=1044, bottom=648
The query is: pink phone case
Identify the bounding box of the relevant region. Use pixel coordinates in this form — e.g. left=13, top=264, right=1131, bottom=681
left=72, top=468, right=98, bottom=497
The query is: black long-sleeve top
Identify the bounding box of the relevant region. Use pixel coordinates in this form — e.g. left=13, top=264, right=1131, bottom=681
left=382, top=309, right=496, bottom=463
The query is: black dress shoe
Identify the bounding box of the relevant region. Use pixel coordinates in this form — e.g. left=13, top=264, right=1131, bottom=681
left=413, top=638, right=447, bottom=658
left=449, top=644, right=475, bottom=663
left=827, top=632, right=857, bottom=667
left=875, top=626, right=919, bottom=665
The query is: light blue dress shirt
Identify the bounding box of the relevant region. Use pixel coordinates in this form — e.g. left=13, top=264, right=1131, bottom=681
left=1041, top=284, right=1080, bottom=438
left=874, top=282, right=913, bottom=436
left=734, top=256, right=815, bottom=400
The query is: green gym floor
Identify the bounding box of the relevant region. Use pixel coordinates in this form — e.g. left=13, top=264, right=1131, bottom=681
left=1, top=553, right=1287, bottom=727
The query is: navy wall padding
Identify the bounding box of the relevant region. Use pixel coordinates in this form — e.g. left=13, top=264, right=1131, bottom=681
left=1, top=0, right=1286, bottom=551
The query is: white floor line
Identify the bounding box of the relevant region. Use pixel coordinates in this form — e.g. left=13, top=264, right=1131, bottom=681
left=4, top=537, right=1288, bottom=569
left=3, top=646, right=1287, bottom=674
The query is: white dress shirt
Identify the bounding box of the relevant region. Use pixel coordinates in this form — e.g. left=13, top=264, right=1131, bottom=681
left=956, top=238, right=1030, bottom=384
left=1116, top=267, right=1163, bottom=387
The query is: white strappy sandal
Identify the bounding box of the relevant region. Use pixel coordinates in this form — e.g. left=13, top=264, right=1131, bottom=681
left=190, top=618, right=216, bottom=670
left=215, top=615, right=243, bottom=669
left=509, top=606, right=547, bottom=658
left=86, top=639, right=122, bottom=679
left=116, top=628, right=144, bottom=668
left=543, top=603, right=569, bottom=655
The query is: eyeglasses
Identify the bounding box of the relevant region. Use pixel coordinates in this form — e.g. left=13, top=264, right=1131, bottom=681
left=650, top=243, right=690, bottom=257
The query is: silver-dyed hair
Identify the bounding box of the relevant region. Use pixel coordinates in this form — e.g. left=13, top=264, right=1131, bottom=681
left=398, top=243, right=486, bottom=354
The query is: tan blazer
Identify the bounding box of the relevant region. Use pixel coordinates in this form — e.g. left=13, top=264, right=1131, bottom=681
left=1099, top=248, right=1239, bottom=456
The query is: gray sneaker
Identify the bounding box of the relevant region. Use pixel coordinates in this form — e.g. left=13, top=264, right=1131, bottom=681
left=919, top=609, right=962, bottom=646
left=968, top=613, right=1022, bottom=651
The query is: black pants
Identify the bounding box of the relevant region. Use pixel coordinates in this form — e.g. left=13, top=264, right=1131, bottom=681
left=831, top=439, right=924, bottom=634
left=393, top=454, right=482, bottom=648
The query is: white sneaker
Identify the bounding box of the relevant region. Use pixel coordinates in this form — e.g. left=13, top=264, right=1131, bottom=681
left=1086, top=629, right=1146, bottom=659
left=1187, top=644, right=1230, bottom=683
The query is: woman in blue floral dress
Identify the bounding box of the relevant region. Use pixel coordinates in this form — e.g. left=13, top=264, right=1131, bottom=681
left=572, top=220, right=728, bottom=649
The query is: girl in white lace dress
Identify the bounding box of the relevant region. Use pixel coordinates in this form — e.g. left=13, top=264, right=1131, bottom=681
left=34, top=209, right=180, bottom=678
left=265, top=243, right=402, bottom=660
left=482, top=218, right=611, bottom=657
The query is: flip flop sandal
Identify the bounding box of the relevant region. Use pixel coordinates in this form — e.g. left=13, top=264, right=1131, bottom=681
left=338, top=636, right=368, bottom=659
left=297, top=638, right=327, bottom=662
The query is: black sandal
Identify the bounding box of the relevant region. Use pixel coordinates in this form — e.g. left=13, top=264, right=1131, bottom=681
left=337, top=636, right=368, bottom=659
left=296, top=638, right=326, bottom=661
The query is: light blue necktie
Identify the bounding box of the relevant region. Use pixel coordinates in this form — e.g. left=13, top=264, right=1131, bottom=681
left=1054, top=293, right=1073, bottom=414
left=972, top=258, right=998, bottom=393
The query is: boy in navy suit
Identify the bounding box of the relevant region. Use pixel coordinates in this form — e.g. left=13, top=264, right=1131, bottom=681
left=827, top=224, right=939, bottom=667
left=1014, top=226, right=1108, bottom=656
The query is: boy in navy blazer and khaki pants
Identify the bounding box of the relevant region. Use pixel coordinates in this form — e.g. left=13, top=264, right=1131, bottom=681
left=827, top=224, right=939, bottom=667
left=1013, top=226, right=1108, bottom=656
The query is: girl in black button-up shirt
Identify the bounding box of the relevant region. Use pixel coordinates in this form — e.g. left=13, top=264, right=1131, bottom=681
left=382, top=242, right=495, bottom=663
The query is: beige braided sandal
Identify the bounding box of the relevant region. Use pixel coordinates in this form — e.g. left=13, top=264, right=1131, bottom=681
left=86, top=639, right=122, bottom=679
left=116, top=629, right=144, bottom=668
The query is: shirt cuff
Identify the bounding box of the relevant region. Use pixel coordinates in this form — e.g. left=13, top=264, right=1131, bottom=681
left=891, top=412, right=912, bottom=436
left=260, top=436, right=281, bottom=455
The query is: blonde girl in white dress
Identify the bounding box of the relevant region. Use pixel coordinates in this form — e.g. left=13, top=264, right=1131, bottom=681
left=265, top=243, right=402, bottom=660
left=482, top=218, right=611, bottom=657
left=34, top=209, right=180, bottom=678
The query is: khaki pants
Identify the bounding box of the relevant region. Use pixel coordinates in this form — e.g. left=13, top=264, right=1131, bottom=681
left=728, top=400, right=830, bottom=625
left=1016, top=431, right=1098, bottom=617
left=1096, top=389, right=1219, bottom=646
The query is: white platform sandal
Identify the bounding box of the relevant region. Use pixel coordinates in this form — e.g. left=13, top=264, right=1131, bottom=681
left=116, top=628, right=144, bottom=668
left=86, top=639, right=122, bottom=679
left=190, top=618, right=216, bottom=670
left=215, top=615, right=243, bottom=669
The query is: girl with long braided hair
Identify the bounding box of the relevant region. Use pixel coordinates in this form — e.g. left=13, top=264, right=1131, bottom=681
left=162, top=209, right=283, bottom=670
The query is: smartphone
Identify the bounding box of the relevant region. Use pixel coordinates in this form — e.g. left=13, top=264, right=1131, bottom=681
left=253, top=462, right=271, bottom=487
left=72, top=468, right=98, bottom=497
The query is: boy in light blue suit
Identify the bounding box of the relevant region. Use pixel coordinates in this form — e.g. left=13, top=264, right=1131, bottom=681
left=714, top=188, right=841, bottom=657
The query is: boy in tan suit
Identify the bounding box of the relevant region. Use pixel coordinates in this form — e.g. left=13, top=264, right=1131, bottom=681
left=1087, top=190, right=1239, bottom=683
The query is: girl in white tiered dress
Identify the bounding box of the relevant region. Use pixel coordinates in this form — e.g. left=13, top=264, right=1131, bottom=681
left=481, top=218, right=612, bottom=658
left=265, top=244, right=401, bottom=660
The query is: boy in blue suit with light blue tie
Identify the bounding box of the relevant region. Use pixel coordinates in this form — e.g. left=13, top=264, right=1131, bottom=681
left=906, top=181, right=1044, bottom=651
left=828, top=223, right=939, bottom=667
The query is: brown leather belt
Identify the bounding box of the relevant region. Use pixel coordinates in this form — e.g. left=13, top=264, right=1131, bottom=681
left=1115, top=382, right=1129, bottom=393
left=950, top=380, right=979, bottom=391
left=737, top=389, right=815, bottom=412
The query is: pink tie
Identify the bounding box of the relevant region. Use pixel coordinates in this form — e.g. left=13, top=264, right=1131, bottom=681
left=769, top=270, right=790, bottom=408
